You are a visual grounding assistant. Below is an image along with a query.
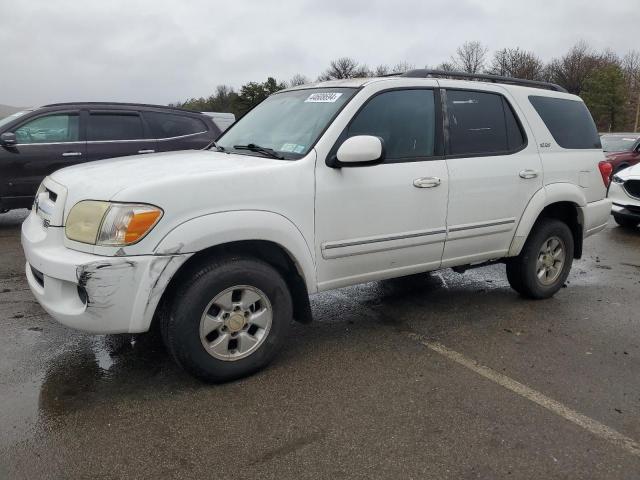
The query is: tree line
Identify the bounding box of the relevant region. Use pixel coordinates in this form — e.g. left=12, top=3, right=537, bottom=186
left=173, top=41, right=640, bottom=132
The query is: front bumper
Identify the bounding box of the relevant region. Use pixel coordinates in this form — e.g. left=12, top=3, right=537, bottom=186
left=608, top=180, right=640, bottom=221
left=21, top=212, right=190, bottom=334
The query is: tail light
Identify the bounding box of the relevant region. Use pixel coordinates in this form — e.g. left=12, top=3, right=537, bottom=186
left=598, top=161, right=613, bottom=188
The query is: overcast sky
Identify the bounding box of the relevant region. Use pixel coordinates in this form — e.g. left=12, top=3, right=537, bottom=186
left=1, top=0, right=637, bottom=107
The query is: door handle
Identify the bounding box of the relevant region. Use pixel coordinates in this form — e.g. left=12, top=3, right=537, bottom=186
left=138, top=149, right=155, bottom=154
left=413, top=177, right=441, bottom=188
left=62, top=152, right=82, bottom=157
left=519, top=169, right=539, bottom=179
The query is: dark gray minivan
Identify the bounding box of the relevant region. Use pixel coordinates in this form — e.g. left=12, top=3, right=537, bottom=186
left=0, top=103, right=221, bottom=212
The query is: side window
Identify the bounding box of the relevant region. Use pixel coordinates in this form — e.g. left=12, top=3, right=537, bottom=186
left=529, top=96, right=601, bottom=149
left=446, top=90, right=525, bottom=156
left=145, top=112, right=207, bottom=139
left=347, top=89, right=436, bottom=160
left=87, top=113, right=144, bottom=141
left=14, top=113, right=79, bottom=144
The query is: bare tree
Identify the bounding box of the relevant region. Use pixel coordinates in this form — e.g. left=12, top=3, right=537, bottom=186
left=318, top=57, right=370, bottom=80
left=433, top=61, right=456, bottom=72
left=545, top=41, right=602, bottom=94
left=288, top=74, right=310, bottom=87
left=487, top=48, right=545, bottom=80
left=373, top=64, right=390, bottom=76
left=391, top=61, right=415, bottom=74
left=450, top=41, right=488, bottom=74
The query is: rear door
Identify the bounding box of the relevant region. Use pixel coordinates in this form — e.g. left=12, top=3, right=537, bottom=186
left=86, top=110, right=157, bottom=160
left=143, top=111, right=215, bottom=152
left=2, top=110, right=85, bottom=203
left=440, top=87, right=543, bottom=266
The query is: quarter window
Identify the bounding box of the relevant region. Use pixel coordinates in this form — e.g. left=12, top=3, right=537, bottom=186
left=529, top=96, right=601, bottom=149
left=88, top=113, right=144, bottom=141
left=347, top=89, right=436, bottom=160
left=145, top=112, right=207, bottom=139
left=446, top=90, right=525, bottom=156
left=15, top=113, right=80, bottom=144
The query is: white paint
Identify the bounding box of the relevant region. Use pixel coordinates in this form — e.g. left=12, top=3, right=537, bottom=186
left=407, top=333, right=640, bottom=458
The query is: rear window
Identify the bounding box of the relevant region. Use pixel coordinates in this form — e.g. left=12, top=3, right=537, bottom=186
left=529, top=96, right=601, bottom=149
left=145, top=112, right=208, bottom=139
left=88, top=113, right=144, bottom=141
left=446, top=90, right=525, bottom=156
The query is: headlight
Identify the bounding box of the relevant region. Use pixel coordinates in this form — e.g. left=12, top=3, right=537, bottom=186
left=611, top=175, right=625, bottom=184
left=65, top=201, right=162, bottom=246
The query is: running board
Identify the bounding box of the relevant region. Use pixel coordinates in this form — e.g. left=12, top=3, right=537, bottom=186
left=452, top=259, right=504, bottom=274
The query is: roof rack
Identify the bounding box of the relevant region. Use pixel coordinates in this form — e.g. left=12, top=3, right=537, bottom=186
left=41, top=101, right=202, bottom=114
left=394, top=69, right=567, bottom=93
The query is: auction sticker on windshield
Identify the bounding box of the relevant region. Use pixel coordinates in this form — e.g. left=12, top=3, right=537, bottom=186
left=305, top=92, right=343, bottom=103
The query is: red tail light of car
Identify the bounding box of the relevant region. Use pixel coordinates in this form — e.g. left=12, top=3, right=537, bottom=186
left=598, top=161, right=613, bottom=188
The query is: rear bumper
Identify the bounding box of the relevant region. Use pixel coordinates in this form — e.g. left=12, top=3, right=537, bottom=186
left=21, top=212, right=190, bottom=334
left=581, top=198, right=612, bottom=238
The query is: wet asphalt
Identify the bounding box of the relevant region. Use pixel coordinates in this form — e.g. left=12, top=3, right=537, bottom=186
left=1, top=209, right=640, bottom=480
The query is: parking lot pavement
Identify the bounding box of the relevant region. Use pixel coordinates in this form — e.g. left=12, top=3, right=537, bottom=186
left=1, top=209, right=640, bottom=480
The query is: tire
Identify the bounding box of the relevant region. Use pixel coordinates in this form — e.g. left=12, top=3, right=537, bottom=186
left=161, top=256, right=293, bottom=383
left=506, top=219, right=574, bottom=299
left=613, top=214, right=639, bottom=229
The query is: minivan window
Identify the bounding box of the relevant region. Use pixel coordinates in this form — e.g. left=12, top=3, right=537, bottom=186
left=15, top=113, right=80, bottom=144
left=529, top=96, right=601, bottom=149
left=347, top=89, right=436, bottom=160
left=145, top=112, right=207, bottom=139
left=88, top=113, right=144, bottom=141
left=446, top=90, right=524, bottom=156
left=217, top=88, right=356, bottom=159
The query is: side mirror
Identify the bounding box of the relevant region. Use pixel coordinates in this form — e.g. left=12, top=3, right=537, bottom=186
left=330, top=135, right=384, bottom=168
left=0, top=132, right=17, bottom=146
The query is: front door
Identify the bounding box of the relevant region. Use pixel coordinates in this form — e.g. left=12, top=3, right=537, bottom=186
left=440, top=87, right=543, bottom=266
left=315, top=88, right=449, bottom=290
left=2, top=111, right=85, bottom=206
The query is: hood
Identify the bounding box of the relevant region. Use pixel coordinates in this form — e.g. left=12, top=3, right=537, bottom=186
left=605, top=151, right=634, bottom=160
left=51, top=149, right=286, bottom=202
left=616, top=162, right=640, bottom=180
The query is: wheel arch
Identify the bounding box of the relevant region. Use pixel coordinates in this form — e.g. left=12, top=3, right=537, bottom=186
left=149, top=211, right=316, bottom=330
left=509, top=184, right=586, bottom=259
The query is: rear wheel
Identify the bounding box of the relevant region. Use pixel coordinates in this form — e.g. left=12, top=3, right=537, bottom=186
left=613, top=214, right=639, bottom=229
left=161, top=256, right=293, bottom=382
left=506, top=219, right=574, bottom=299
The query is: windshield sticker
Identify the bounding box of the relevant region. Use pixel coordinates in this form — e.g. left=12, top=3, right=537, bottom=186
left=293, top=145, right=305, bottom=154
left=305, top=92, right=343, bottom=103
left=280, top=143, right=298, bottom=152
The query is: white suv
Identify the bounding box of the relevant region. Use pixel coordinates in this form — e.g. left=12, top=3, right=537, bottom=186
left=22, top=71, right=612, bottom=382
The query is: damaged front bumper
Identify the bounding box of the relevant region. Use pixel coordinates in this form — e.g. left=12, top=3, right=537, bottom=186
left=21, top=212, right=190, bottom=334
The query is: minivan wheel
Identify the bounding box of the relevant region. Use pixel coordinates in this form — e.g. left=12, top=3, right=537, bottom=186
left=506, top=219, right=574, bottom=299
left=613, top=214, right=639, bottom=229
left=161, top=256, right=293, bottom=383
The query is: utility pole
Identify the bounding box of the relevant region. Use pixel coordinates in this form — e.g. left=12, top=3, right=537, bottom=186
left=635, top=91, right=640, bottom=132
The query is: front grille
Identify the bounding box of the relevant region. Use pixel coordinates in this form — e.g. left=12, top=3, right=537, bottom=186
left=623, top=179, right=640, bottom=199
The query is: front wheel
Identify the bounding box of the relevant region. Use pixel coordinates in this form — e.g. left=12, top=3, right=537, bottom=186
left=506, top=219, right=574, bottom=299
left=161, top=256, right=293, bottom=383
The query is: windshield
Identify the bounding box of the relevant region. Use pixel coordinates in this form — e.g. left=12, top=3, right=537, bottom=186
left=601, top=134, right=639, bottom=152
left=0, top=110, right=31, bottom=129
left=216, top=88, right=357, bottom=159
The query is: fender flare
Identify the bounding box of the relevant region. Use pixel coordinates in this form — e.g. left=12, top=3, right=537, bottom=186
left=508, top=183, right=586, bottom=256
left=153, top=210, right=317, bottom=293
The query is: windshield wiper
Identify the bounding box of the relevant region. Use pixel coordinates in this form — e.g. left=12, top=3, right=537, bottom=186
left=233, top=143, right=285, bottom=160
